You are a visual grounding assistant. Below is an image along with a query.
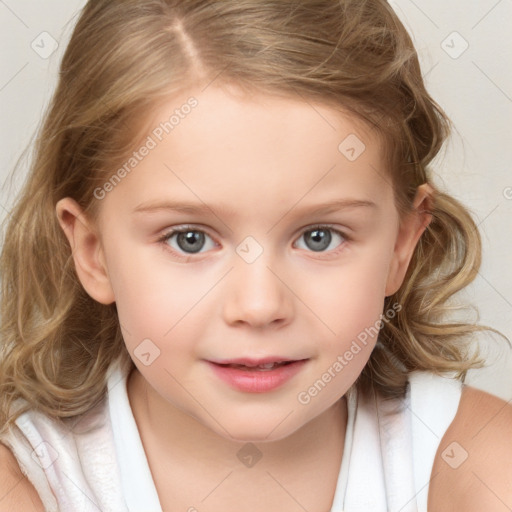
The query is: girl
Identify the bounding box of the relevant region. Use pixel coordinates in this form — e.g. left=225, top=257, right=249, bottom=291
left=0, top=1, right=511, bottom=511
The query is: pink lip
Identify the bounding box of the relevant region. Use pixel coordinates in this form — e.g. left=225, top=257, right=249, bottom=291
left=206, top=359, right=309, bottom=393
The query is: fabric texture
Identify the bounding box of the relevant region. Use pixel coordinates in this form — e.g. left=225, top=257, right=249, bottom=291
left=0, top=358, right=462, bottom=512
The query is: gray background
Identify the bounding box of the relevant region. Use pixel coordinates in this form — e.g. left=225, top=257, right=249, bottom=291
left=1, top=1, right=511, bottom=400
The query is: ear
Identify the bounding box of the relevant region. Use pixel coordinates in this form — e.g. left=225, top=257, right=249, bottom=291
left=385, top=183, right=434, bottom=297
left=55, top=197, right=115, bottom=305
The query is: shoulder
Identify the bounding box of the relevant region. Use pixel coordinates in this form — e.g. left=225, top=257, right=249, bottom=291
left=429, top=385, right=512, bottom=511
left=0, top=442, right=44, bottom=511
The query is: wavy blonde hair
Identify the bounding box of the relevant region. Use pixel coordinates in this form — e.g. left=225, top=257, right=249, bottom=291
left=0, top=0, right=503, bottom=434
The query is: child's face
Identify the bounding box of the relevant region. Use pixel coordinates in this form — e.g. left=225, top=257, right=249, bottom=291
left=59, top=83, right=428, bottom=441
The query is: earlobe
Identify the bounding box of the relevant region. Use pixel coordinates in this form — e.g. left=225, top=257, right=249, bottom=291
left=385, top=184, right=434, bottom=296
left=55, top=198, right=115, bottom=305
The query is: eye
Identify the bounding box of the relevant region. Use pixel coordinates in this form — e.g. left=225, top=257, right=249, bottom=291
left=157, top=224, right=347, bottom=259
left=158, top=226, right=216, bottom=255
left=294, top=225, right=346, bottom=253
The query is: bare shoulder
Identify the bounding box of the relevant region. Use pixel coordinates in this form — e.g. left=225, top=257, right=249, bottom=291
left=428, top=385, right=512, bottom=512
left=0, top=442, right=44, bottom=511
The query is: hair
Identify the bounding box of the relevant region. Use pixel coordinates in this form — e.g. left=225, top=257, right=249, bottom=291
left=0, top=0, right=505, bottom=434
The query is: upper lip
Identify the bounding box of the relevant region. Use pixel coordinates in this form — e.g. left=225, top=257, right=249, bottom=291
left=209, top=357, right=307, bottom=366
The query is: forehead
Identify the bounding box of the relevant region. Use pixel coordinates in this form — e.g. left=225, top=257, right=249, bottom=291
left=97, top=83, right=393, bottom=222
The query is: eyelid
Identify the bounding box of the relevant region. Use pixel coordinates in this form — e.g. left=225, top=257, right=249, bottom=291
left=298, top=224, right=348, bottom=239
left=157, top=224, right=215, bottom=240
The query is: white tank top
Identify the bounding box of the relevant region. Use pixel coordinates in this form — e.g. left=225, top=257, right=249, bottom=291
left=0, top=357, right=462, bottom=512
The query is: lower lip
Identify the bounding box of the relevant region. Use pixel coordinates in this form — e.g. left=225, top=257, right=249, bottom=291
left=206, top=360, right=308, bottom=393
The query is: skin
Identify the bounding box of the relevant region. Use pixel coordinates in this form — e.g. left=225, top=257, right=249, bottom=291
left=45, top=83, right=511, bottom=510
left=429, top=386, right=512, bottom=511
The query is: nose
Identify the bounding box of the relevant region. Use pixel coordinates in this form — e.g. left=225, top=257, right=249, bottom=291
left=222, top=250, right=293, bottom=329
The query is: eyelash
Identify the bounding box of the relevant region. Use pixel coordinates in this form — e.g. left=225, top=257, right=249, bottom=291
left=156, top=224, right=350, bottom=261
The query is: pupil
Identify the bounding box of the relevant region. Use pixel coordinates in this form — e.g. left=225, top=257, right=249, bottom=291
left=178, top=231, right=204, bottom=253
left=307, top=229, right=331, bottom=251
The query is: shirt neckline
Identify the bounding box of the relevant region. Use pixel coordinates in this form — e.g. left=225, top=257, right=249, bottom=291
left=107, top=359, right=163, bottom=512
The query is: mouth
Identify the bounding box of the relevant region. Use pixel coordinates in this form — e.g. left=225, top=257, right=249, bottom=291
left=206, top=358, right=309, bottom=392
left=209, top=357, right=308, bottom=370
left=215, top=361, right=296, bottom=371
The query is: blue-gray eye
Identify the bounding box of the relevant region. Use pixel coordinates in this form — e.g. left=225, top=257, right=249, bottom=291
left=296, top=226, right=345, bottom=252
left=162, top=229, right=215, bottom=254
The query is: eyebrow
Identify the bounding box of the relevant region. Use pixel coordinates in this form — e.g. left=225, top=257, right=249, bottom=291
left=132, top=198, right=377, bottom=217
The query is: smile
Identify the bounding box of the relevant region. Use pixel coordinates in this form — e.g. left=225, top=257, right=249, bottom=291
left=206, top=359, right=309, bottom=393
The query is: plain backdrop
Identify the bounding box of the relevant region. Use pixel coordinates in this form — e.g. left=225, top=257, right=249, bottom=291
left=1, top=0, right=511, bottom=400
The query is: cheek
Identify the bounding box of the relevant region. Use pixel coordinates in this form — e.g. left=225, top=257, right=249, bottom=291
left=106, top=246, right=226, bottom=369
left=303, top=240, right=397, bottom=386
left=103, top=243, right=189, bottom=343
left=308, top=243, right=395, bottom=333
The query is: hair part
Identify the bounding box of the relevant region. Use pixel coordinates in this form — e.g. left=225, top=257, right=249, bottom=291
left=0, top=0, right=504, bottom=433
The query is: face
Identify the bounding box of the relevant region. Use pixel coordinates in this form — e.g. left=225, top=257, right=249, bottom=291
left=58, top=83, right=428, bottom=442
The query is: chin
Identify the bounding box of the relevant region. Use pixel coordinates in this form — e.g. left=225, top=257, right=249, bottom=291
left=209, top=415, right=304, bottom=444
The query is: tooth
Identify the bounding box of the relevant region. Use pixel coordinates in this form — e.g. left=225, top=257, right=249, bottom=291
left=258, top=363, right=275, bottom=369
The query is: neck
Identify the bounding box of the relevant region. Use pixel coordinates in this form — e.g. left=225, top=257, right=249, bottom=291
left=127, top=367, right=347, bottom=501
